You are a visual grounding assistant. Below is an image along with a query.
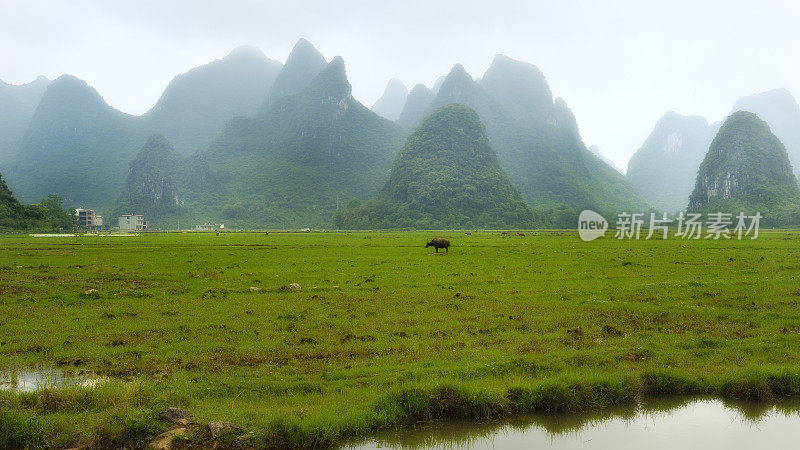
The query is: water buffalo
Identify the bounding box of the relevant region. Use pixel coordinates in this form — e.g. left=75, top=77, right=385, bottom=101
left=425, top=238, right=450, bottom=253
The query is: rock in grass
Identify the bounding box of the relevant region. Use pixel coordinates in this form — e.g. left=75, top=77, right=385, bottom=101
left=83, top=289, right=98, bottom=295
left=281, top=283, right=301, bottom=291
left=161, top=407, right=192, bottom=424
left=148, top=427, right=187, bottom=450
left=249, top=286, right=261, bottom=292
left=207, top=421, right=244, bottom=439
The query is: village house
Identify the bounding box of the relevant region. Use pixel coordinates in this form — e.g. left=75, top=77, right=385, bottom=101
left=119, top=214, right=148, bottom=231
left=75, top=208, right=103, bottom=231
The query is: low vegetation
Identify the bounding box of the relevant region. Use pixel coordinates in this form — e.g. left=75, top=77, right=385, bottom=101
left=0, top=172, right=72, bottom=232
left=2, top=231, right=800, bottom=448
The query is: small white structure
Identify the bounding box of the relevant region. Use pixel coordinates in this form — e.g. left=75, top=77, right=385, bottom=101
left=119, top=214, right=148, bottom=231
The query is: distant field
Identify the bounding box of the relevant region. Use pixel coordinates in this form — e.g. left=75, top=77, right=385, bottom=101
left=2, top=231, right=800, bottom=448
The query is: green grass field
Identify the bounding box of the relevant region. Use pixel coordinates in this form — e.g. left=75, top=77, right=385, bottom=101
left=2, top=230, right=800, bottom=448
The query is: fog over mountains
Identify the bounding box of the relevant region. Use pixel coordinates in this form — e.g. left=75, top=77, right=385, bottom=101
left=8, top=74, right=149, bottom=208
left=2, top=38, right=800, bottom=228
left=397, top=84, right=435, bottom=129
left=261, top=38, right=327, bottom=109
left=4, top=46, right=286, bottom=209
left=0, top=76, right=50, bottom=163
left=588, top=146, right=622, bottom=174
left=626, top=112, right=718, bottom=212
left=412, top=57, right=647, bottom=216
left=4, top=1, right=799, bottom=174
left=371, top=79, right=407, bottom=122
left=194, top=50, right=405, bottom=228
left=144, top=46, right=283, bottom=154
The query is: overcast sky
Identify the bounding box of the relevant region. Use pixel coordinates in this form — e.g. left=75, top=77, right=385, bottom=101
left=1, top=0, right=799, bottom=170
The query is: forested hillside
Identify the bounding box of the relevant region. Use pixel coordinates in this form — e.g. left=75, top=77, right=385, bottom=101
left=336, top=104, right=534, bottom=229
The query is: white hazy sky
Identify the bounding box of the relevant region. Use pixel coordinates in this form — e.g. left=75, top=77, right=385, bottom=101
left=1, top=0, right=799, bottom=171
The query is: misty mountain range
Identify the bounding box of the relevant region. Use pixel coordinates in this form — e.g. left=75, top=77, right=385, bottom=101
left=2, top=38, right=800, bottom=229
left=627, top=87, right=800, bottom=215
left=0, top=75, right=50, bottom=163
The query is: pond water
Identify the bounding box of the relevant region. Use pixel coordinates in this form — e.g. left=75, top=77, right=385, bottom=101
left=0, top=369, right=107, bottom=392
left=345, top=397, right=800, bottom=449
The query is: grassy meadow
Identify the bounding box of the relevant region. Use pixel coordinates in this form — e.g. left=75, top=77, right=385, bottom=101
left=2, top=230, right=800, bottom=448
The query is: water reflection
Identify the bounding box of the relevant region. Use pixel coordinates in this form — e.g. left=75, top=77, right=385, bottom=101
left=0, top=368, right=107, bottom=392
left=345, top=397, right=800, bottom=449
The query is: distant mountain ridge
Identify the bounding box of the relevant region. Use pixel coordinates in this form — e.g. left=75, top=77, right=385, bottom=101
left=261, top=38, right=327, bottom=109
left=398, top=84, right=435, bottom=128
left=588, top=146, right=622, bottom=174
left=2, top=48, right=649, bottom=227
left=626, top=111, right=717, bottom=211
left=143, top=46, right=282, bottom=154
left=3, top=46, right=291, bottom=214
left=413, top=57, right=648, bottom=220
left=626, top=88, right=800, bottom=213
left=24, top=42, right=800, bottom=228
left=479, top=54, right=553, bottom=125
left=371, top=78, right=408, bottom=121
left=189, top=52, right=406, bottom=228
left=0, top=76, right=49, bottom=163
left=6, top=74, right=149, bottom=209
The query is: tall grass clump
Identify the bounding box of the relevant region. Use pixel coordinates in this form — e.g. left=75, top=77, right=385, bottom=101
left=641, top=370, right=705, bottom=396
left=0, top=410, right=49, bottom=449
left=506, top=376, right=638, bottom=414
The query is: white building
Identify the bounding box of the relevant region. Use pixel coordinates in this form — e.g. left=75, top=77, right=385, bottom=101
left=119, top=214, right=148, bottom=231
